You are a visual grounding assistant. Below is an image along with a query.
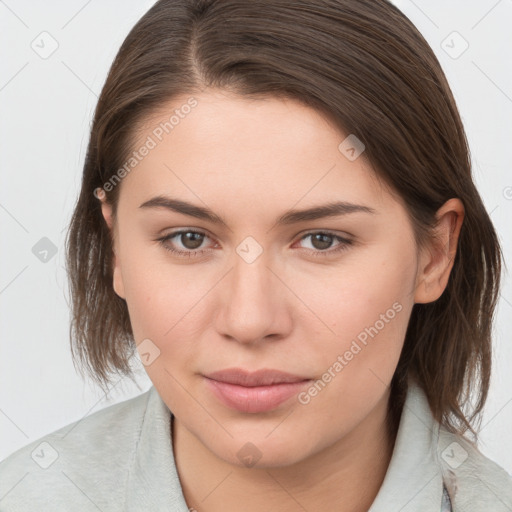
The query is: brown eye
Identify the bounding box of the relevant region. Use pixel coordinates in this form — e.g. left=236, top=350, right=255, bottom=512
left=179, top=231, right=205, bottom=250
left=310, top=233, right=335, bottom=250
left=157, top=229, right=214, bottom=257
left=295, top=231, right=353, bottom=257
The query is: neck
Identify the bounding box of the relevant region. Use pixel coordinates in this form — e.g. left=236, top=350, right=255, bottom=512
left=172, top=388, right=396, bottom=512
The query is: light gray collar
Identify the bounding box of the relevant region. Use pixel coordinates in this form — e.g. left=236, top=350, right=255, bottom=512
left=124, top=386, right=190, bottom=511
left=125, top=382, right=445, bottom=511
left=369, top=381, right=445, bottom=511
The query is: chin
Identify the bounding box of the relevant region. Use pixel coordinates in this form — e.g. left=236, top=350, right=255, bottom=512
left=209, top=435, right=313, bottom=470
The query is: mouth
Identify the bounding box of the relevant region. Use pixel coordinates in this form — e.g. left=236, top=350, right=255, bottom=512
left=203, top=368, right=312, bottom=413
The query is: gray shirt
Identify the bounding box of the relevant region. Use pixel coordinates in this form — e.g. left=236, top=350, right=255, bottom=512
left=1, top=381, right=511, bottom=511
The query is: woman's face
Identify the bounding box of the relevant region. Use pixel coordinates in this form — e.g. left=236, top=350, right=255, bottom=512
left=101, top=90, right=441, bottom=468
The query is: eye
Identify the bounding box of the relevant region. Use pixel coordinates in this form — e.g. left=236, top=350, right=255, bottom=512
left=294, top=231, right=353, bottom=256
left=156, top=229, right=216, bottom=258
left=156, top=229, right=353, bottom=259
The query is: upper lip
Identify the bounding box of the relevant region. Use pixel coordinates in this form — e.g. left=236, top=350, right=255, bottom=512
left=204, top=368, right=310, bottom=387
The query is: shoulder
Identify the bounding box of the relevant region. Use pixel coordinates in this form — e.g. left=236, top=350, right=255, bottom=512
left=0, top=387, right=153, bottom=511
left=436, top=425, right=512, bottom=511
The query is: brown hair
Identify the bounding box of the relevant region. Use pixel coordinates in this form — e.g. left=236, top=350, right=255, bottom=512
left=65, top=0, right=502, bottom=440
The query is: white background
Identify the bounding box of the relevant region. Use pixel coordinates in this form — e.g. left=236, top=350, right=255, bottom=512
left=1, top=0, right=511, bottom=475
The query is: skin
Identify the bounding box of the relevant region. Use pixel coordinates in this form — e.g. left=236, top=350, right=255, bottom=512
left=100, top=89, right=464, bottom=511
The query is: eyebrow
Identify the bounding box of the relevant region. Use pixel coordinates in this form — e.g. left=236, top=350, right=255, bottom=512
left=139, top=195, right=376, bottom=226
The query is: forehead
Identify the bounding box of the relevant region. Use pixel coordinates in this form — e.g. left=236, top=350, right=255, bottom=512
left=117, top=90, right=392, bottom=217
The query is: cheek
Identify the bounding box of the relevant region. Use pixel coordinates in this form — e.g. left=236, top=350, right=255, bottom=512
left=117, top=230, right=197, bottom=330
left=307, top=240, right=415, bottom=336
left=123, top=263, right=207, bottom=342
left=119, top=240, right=223, bottom=378
left=297, top=240, right=416, bottom=387
left=121, top=262, right=210, bottom=404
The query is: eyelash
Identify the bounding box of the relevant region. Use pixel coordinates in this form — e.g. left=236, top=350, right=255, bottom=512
left=155, top=229, right=353, bottom=259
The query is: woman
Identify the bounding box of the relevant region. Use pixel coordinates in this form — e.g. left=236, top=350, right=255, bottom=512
left=1, top=0, right=511, bottom=510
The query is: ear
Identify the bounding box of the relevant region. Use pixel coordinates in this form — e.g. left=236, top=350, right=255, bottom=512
left=414, top=198, right=465, bottom=304
left=97, top=189, right=126, bottom=300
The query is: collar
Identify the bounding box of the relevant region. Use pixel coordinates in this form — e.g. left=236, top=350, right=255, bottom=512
left=369, top=380, right=445, bottom=511
left=124, top=386, right=189, bottom=511
left=125, top=382, right=445, bottom=511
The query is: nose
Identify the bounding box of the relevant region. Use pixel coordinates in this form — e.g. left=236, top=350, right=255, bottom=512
left=213, top=249, right=292, bottom=345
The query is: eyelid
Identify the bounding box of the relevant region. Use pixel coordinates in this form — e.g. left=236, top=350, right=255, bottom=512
left=162, top=228, right=215, bottom=246
left=295, top=228, right=352, bottom=240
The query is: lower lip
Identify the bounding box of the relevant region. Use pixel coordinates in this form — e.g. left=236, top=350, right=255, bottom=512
left=204, top=377, right=311, bottom=413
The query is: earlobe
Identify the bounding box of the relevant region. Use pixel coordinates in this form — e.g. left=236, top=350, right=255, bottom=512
left=98, top=193, right=126, bottom=300
left=414, top=198, right=465, bottom=304
left=99, top=192, right=114, bottom=232
left=112, top=267, right=126, bottom=300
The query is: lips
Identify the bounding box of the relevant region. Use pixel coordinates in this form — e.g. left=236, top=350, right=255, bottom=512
left=204, top=368, right=310, bottom=386
left=203, top=368, right=312, bottom=413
